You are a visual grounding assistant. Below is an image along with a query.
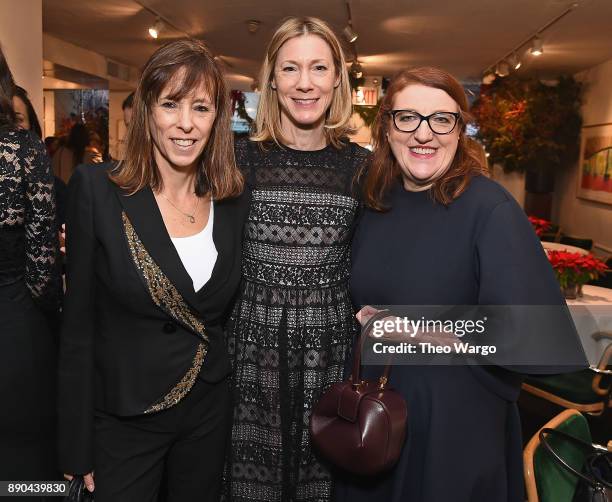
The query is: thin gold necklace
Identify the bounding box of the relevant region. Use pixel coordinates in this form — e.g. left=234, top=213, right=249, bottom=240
left=160, top=192, right=200, bottom=224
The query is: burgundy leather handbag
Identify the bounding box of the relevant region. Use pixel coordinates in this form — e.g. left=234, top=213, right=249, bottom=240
left=309, top=310, right=408, bottom=476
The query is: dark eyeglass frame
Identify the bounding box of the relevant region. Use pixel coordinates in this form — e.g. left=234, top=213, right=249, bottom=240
left=388, top=110, right=462, bottom=135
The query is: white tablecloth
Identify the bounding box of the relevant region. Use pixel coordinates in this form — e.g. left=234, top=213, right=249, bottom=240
left=567, top=285, right=612, bottom=366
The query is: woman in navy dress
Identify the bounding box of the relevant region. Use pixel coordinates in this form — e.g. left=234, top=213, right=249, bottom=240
left=334, top=67, right=585, bottom=502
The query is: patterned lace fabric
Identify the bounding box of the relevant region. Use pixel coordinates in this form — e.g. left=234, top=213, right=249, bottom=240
left=0, top=128, right=60, bottom=313
left=225, top=137, right=368, bottom=502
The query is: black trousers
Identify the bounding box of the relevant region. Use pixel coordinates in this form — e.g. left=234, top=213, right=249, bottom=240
left=0, top=281, right=58, bottom=502
left=93, top=377, right=231, bottom=502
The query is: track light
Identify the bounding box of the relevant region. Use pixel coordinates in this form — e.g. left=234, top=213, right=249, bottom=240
left=148, top=18, right=164, bottom=39
left=508, top=53, right=522, bottom=70
left=343, top=25, right=358, bottom=43
left=482, top=69, right=496, bottom=85
left=530, top=36, right=543, bottom=56
left=495, top=61, right=511, bottom=77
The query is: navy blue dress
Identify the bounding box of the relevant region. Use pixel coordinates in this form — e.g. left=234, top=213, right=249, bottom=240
left=334, top=176, right=585, bottom=502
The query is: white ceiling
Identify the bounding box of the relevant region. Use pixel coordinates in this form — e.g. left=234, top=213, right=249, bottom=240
left=42, top=0, right=612, bottom=89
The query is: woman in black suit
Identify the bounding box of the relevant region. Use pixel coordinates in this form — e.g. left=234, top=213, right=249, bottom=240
left=57, top=39, right=248, bottom=502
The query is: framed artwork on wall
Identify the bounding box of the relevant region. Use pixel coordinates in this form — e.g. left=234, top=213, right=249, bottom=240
left=577, top=122, right=612, bottom=205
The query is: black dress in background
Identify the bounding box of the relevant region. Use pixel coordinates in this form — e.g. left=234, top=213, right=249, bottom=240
left=0, top=129, right=61, bottom=487
left=225, top=137, right=368, bottom=502
left=335, top=176, right=585, bottom=502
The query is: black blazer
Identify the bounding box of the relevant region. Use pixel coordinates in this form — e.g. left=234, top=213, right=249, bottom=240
left=57, top=163, right=250, bottom=474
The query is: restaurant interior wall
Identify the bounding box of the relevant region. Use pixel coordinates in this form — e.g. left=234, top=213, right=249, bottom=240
left=109, top=90, right=132, bottom=160
left=553, top=57, right=612, bottom=255
left=0, top=0, right=43, bottom=122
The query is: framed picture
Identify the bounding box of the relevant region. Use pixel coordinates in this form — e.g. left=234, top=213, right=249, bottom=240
left=577, top=123, right=612, bottom=204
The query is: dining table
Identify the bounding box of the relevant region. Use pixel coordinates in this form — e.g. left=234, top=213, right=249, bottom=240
left=566, top=284, right=612, bottom=367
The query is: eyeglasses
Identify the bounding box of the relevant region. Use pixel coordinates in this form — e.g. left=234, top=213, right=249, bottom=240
left=388, top=110, right=461, bottom=135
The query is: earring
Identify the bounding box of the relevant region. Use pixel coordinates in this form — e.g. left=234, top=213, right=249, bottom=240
left=271, top=83, right=277, bottom=90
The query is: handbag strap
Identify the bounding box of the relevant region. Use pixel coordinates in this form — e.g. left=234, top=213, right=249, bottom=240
left=351, top=309, right=392, bottom=386
left=539, top=428, right=612, bottom=489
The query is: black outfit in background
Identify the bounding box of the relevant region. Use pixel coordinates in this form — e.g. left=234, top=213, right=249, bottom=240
left=53, top=176, right=67, bottom=229
left=335, top=176, right=586, bottom=502
left=0, top=129, right=61, bottom=491
left=225, top=137, right=369, bottom=502
left=57, top=164, right=250, bottom=501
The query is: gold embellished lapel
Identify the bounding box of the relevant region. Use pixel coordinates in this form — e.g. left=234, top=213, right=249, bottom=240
left=122, top=211, right=208, bottom=413
left=114, top=184, right=200, bottom=312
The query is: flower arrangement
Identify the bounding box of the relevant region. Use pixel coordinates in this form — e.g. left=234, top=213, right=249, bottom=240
left=470, top=76, right=582, bottom=173
left=230, top=90, right=253, bottom=125
left=528, top=216, right=551, bottom=237
left=547, top=251, right=608, bottom=290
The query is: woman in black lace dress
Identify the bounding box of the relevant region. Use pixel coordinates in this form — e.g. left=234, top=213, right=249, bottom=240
left=224, top=17, right=369, bottom=502
left=0, top=48, right=61, bottom=488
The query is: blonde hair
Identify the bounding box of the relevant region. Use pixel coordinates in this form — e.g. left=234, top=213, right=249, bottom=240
left=251, top=17, right=353, bottom=149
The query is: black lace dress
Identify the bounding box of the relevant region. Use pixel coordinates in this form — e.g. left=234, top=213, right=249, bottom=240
left=0, top=128, right=60, bottom=486
left=225, top=137, right=368, bottom=502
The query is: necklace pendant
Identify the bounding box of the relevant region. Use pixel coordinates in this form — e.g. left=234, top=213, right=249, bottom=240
left=188, top=215, right=195, bottom=224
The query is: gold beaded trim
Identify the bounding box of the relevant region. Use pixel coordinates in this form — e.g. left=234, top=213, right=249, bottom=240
left=144, top=342, right=206, bottom=414
left=122, top=212, right=209, bottom=413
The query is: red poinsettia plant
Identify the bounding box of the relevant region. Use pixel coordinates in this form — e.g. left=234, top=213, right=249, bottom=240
left=528, top=216, right=551, bottom=236
left=547, top=250, right=608, bottom=288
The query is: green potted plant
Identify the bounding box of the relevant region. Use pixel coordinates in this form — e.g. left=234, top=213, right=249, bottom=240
left=471, top=76, right=582, bottom=218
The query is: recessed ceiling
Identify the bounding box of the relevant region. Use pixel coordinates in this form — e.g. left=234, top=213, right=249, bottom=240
left=42, top=0, right=612, bottom=89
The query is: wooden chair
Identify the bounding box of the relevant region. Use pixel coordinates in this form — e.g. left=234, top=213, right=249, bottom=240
left=540, top=223, right=561, bottom=243
left=523, top=409, right=592, bottom=502
left=522, top=333, right=612, bottom=416
left=560, top=235, right=594, bottom=251
left=589, top=257, right=612, bottom=289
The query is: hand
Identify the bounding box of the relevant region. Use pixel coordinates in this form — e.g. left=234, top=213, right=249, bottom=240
left=59, top=223, right=66, bottom=255
left=64, top=472, right=95, bottom=492
left=359, top=307, right=457, bottom=345
left=356, top=305, right=383, bottom=326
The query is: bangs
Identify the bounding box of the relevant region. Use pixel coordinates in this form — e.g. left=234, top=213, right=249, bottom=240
left=147, top=59, right=220, bottom=107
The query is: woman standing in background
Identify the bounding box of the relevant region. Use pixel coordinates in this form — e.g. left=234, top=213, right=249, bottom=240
left=0, top=46, right=61, bottom=496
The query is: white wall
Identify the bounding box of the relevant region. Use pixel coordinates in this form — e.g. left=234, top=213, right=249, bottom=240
left=0, top=0, right=43, bottom=122
left=490, top=165, right=525, bottom=208
left=109, top=91, right=131, bottom=160
left=553, top=58, right=612, bottom=255
left=43, top=90, right=55, bottom=137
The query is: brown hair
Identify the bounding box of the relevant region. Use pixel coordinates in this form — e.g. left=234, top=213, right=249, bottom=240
left=362, top=67, right=488, bottom=210
left=0, top=45, right=16, bottom=129
left=110, top=39, right=243, bottom=199
left=251, top=17, right=353, bottom=149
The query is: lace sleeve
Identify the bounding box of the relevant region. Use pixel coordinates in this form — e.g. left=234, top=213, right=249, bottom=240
left=24, top=137, right=61, bottom=313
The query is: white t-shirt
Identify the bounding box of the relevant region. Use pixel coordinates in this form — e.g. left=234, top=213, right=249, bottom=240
left=171, top=201, right=217, bottom=292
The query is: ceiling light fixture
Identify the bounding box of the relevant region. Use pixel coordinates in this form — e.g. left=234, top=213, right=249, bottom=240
left=495, top=61, right=511, bottom=77
left=482, top=69, right=496, bottom=85
left=246, top=19, right=261, bottom=34
left=508, top=53, right=522, bottom=70
left=481, top=3, right=577, bottom=78
left=343, top=25, right=358, bottom=43
left=148, top=18, right=164, bottom=39
left=343, top=1, right=358, bottom=43
left=530, top=36, right=543, bottom=56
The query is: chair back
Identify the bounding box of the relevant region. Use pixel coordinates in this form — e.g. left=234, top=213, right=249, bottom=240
left=560, top=235, right=594, bottom=251
left=524, top=409, right=592, bottom=502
